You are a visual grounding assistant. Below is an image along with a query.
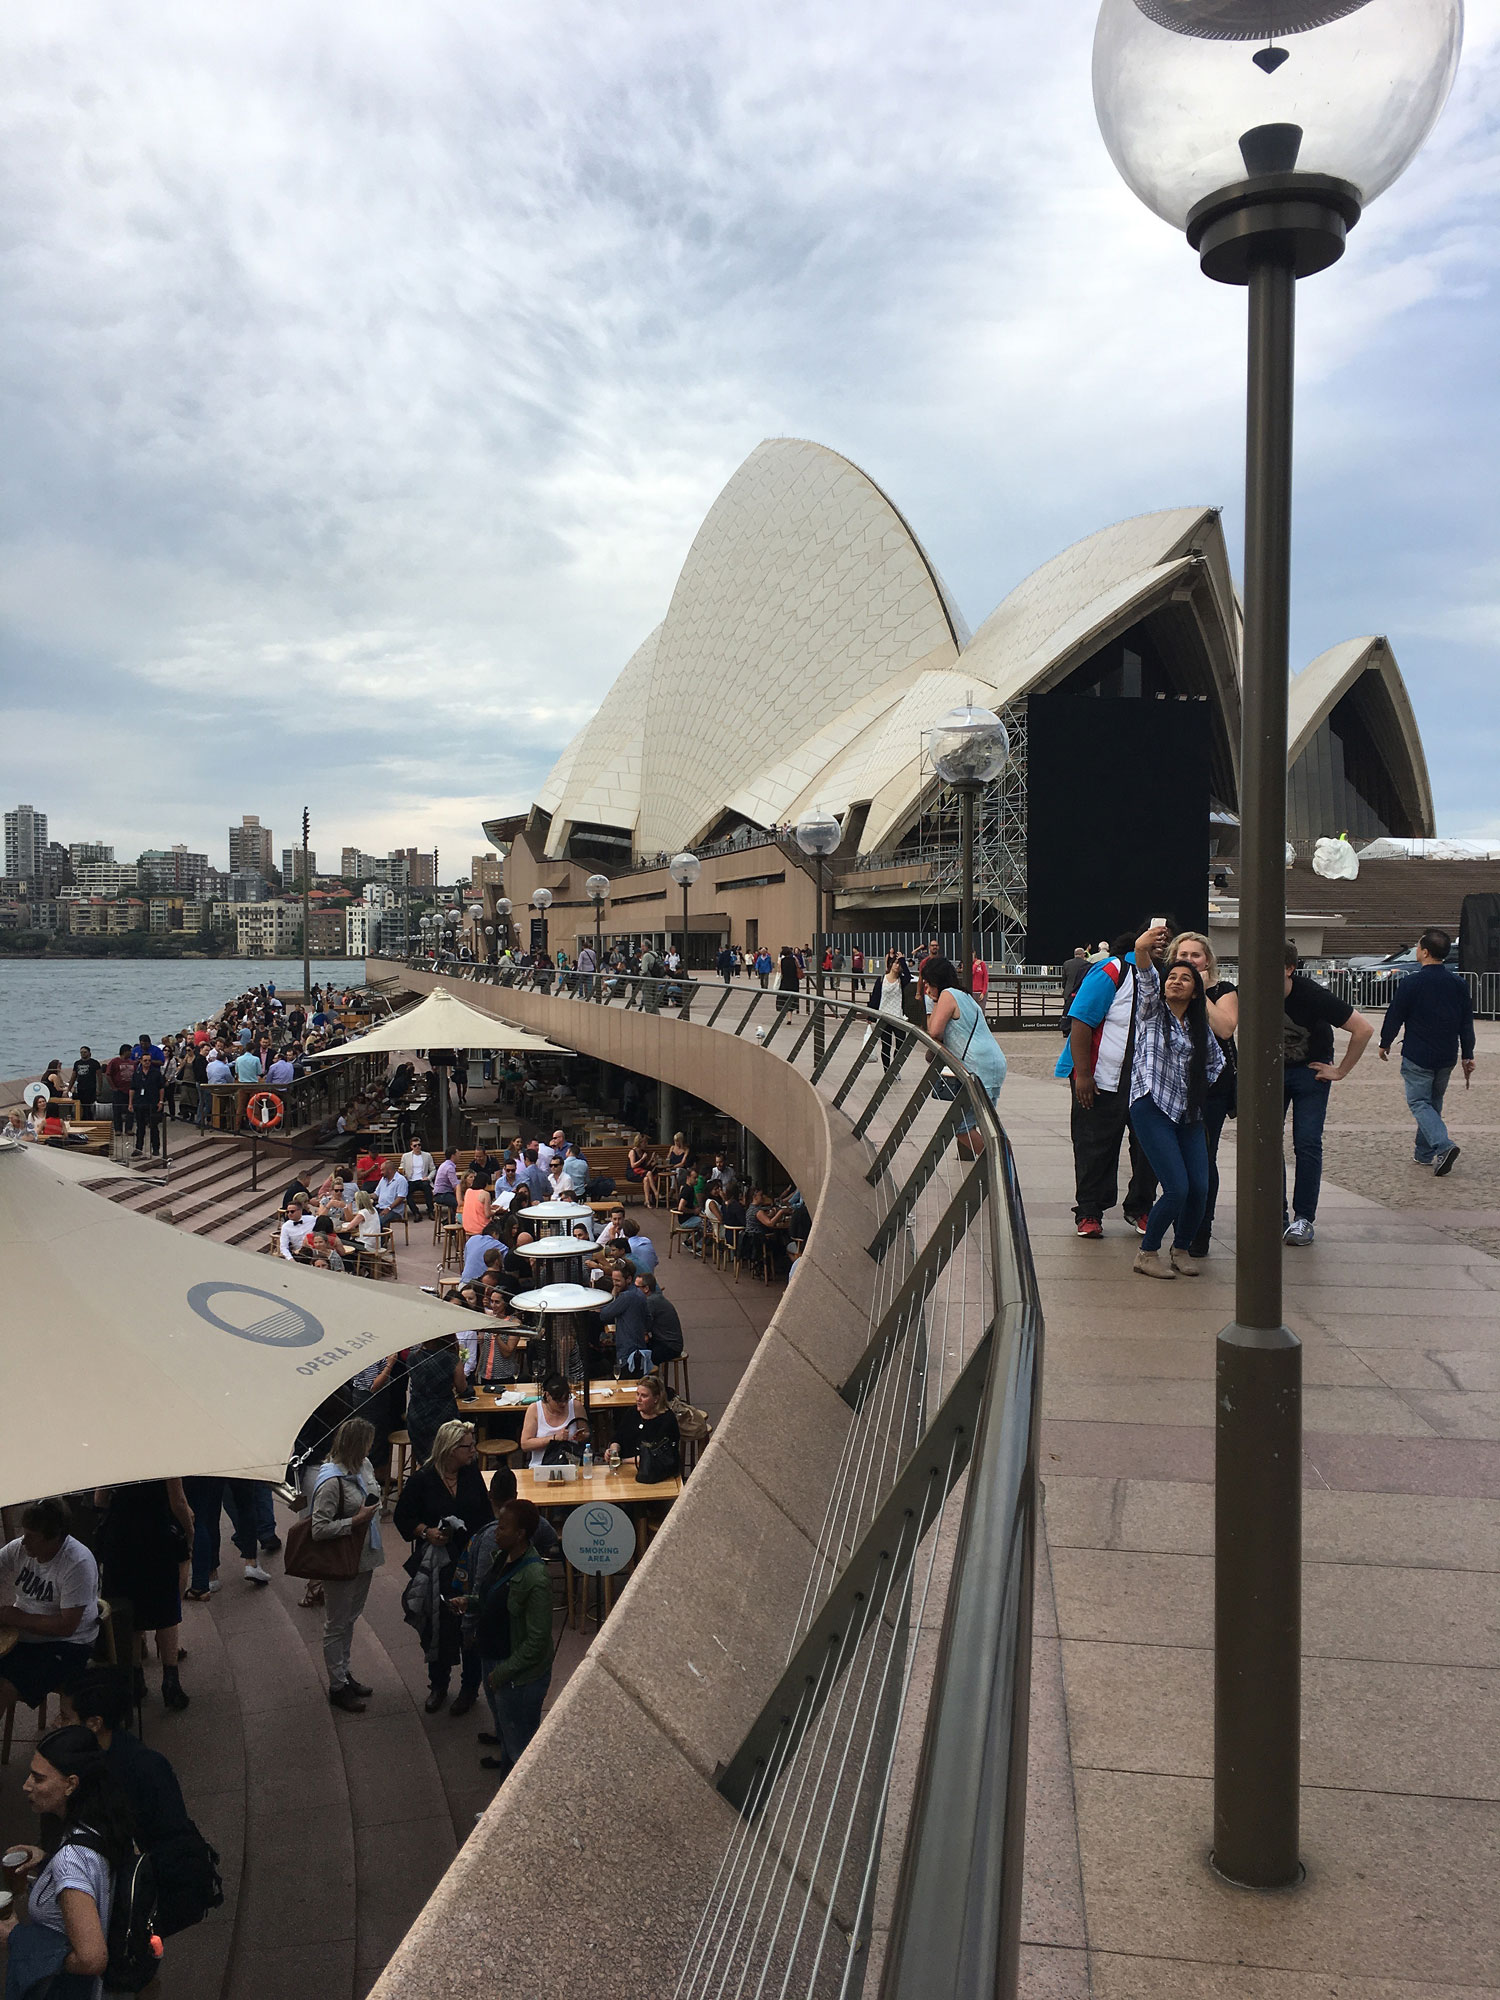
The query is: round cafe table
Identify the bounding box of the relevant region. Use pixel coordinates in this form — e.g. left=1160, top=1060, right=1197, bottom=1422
left=516, top=1235, right=589, bottom=1287
left=518, top=1200, right=594, bottom=1237
left=509, top=1282, right=605, bottom=1414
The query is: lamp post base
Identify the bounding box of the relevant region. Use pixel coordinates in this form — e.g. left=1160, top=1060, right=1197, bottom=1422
left=1214, top=1319, right=1302, bottom=1890
left=1186, top=171, right=1361, bottom=285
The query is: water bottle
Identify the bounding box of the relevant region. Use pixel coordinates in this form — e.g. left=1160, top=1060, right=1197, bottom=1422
left=582, top=1445, right=593, bottom=1480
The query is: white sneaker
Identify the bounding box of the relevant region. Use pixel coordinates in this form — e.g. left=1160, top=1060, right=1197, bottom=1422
left=207, top=1580, right=221, bottom=1594
left=244, top=1564, right=272, bottom=1586
left=1284, top=1218, right=1315, bottom=1247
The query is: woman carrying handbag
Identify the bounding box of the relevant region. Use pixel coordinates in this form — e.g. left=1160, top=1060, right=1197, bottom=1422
left=296, top=1418, right=383, bottom=1713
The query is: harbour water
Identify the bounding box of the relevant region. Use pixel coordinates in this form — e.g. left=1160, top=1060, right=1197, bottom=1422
left=0, top=958, right=363, bottom=1083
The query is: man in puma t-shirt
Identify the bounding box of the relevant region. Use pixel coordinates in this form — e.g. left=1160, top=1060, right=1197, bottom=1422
left=0, top=1498, right=101, bottom=1712
left=1282, top=942, right=1374, bottom=1245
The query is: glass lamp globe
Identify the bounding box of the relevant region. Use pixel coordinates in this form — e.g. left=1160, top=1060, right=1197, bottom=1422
left=467, top=903, right=483, bottom=920
left=932, top=705, right=1011, bottom=788
left=531, top=888, right=553, bottom=911
left=585, top=872, right=611, bottom=904
left=795, top=809, right=842, bottom=858
left=495, top=897, right=512, bottom=918
left=1093, top=0, right=1463, bottom=232
left=668, top=852, right=701, bottom=888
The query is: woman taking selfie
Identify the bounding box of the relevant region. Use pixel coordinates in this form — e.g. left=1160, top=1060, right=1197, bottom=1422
left=1167, top=929, right=1238, bottom=1259
left=1127, top=923, right=1224, bottom=1279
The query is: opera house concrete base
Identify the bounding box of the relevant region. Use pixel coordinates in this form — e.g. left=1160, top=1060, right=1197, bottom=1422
left=364, top=960, right=890, bottom=1996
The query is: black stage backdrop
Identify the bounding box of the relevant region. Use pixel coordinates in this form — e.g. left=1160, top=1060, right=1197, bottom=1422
left=1026, top=695, right=1210, bottom=963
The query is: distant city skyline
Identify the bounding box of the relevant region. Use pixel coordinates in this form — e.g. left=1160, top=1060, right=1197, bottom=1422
left=0, top=8, right=1496, bottom=856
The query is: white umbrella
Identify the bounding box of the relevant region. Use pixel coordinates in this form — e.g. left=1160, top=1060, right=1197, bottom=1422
left=304, top=985, right=570, bottom=1060
left=305, top=985, right=574, bottom=1149
left=0, top=1146, right=491, bottom=1507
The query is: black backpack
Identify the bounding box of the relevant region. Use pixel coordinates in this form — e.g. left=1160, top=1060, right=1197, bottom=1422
left=148, top=1824, right=224, bottom=1937
left=69, top=1831, right=163, bottom=1992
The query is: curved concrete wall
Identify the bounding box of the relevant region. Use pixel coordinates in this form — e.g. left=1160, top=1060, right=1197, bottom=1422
left=366, top=963, right=883, bottom=1997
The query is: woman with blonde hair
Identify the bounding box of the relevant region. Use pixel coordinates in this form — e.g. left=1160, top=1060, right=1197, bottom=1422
left=1167, top=929, right=1239, bottom=1259
left=311, top=1417, right=383, bottom=1712
left=393, top=1419, right=489, bottom=1714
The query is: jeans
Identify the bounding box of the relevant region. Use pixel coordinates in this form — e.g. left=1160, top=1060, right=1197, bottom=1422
left=222, top=1479, right=277, bottom=1558
left=133, top=1102, right=161, bottom=1154
left=480, top=1661, right=550, bottom=1777
left=322, top=1570, right=374, bottom=1689
left=1128, top=1095, right=1209, bottom=1253
left=1198, top=1088, right=1231, bottom=1245
left=183, top=1476, right=225, bottom=1591
left=1069, top=1077, right=1156, bottom=1223
left=112, top=1093, right=131, bottom=1135
left=1282, top=1064, right=1332, bottom=1223
left=194, top=1086, right=213, bottom=1129
left=1401, top=1058, right=1454, bottom=1163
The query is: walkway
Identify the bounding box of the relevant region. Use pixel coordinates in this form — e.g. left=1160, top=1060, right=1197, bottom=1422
left=1008, top=1022, right=1500, bottom=1995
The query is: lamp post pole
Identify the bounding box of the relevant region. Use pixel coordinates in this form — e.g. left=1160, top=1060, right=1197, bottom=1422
left=595, top=904, right=604, bottom=999
left=301, top=806, right=311, bottom=1004
left=957, top=780, right=977, bottom=992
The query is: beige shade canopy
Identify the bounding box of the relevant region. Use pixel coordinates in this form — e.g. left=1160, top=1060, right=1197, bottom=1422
left=307, top=985, right=571, bottom=1059
left=0, top=1146, right=492, bottom=1508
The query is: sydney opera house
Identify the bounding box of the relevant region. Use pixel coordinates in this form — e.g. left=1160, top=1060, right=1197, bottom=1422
left=489, top=437, right=1433, bottom=963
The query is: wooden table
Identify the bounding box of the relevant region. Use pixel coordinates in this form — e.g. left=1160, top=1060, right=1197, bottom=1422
left=459, top=1378, right=637, bottom=1414
left=515, top=1463, right=683, bottom=1585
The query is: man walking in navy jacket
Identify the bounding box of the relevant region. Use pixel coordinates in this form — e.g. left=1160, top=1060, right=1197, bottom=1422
left=1379, top=928, right=1476, bottom=1176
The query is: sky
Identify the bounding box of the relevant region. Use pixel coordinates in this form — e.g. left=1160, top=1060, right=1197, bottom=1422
left=0, top=0, right=1497, bottom=874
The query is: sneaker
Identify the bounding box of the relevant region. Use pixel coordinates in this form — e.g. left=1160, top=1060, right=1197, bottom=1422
left=1133, top=1248, right=1177, bottom=1280
left=207, top=1579, right=221, bottom=1593
left=1284, top=1218, right=1315, bottom=1247
left=1129, top=1214, right=1148, bottom=1235
left=329, top=1685, right=366, bottom=1713
left=1074, top=1217, right=1103, bottom=1239
left=1169, top=1247, right=1201, bottom=1276
left=243, top=1563, right=272, bottom=1586
left=1434, top=1145, right=1461, bottom=1178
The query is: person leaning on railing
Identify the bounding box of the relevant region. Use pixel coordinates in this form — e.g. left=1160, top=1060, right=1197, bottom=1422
left=917, top=956, right=1007, bottom=1158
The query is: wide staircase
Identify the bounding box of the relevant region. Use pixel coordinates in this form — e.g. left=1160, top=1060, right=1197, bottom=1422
left=82, top=1127, right=330, bottom=1249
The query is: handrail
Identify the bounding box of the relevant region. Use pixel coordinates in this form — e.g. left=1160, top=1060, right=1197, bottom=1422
left=397, top=954, right=1045, bottom=1998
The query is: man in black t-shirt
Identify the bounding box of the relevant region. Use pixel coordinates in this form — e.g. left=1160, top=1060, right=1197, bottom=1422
left=69, top=1047, right=102, bottom=1117
left=1282, top=943, right=1374, bottom=1245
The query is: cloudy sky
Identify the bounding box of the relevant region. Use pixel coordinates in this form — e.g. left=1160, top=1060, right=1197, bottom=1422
left=1, top=0, right=1496, bottom=875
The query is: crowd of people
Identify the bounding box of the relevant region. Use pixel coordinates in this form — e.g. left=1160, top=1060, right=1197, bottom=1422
left=1055, top=918, right=1475, bottom=1275
left=13, top=979, right=378, bottom=1162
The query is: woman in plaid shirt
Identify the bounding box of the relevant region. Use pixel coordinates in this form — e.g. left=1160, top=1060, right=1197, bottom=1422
left=1127, top=923, right=1223, bottom=1280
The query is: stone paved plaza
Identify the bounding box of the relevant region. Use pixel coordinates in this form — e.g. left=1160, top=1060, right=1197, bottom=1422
left=1005, top=1019, right=1500, bottom=1995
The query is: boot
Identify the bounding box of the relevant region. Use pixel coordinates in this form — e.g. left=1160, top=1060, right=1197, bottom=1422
left=1132, top=1248, right=1177, bottom=1280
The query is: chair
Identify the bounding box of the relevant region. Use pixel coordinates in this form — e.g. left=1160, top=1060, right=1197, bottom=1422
left=667, top=1214, right=701, bottom=1260
left=357, top=1233, right=397, bottom=1281
left=382, top=1208, right=410, bottom=1246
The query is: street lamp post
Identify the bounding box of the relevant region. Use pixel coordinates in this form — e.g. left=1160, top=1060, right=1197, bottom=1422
left=585, top=874, right=610, bottom=1001
left=795, top=809, right=842, bottom=1056
left=1093, top=0, right=1462, bottom=1889
left=668, top=853, right=700, bottom=975
left=931, top=706, right=1010, bottom=992
left=300, top=806, right=311, bottom=1004
left=530, top=887, right=552, bottom=965
left=495, top=897, right=512, bottom=958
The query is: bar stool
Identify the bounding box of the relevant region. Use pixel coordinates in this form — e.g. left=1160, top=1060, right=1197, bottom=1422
left=384, top=1430, right=412, bottom=1508
left=660, top=1352, right=692, bottom=1405
left=440, top=1222, right=466, bottom=1270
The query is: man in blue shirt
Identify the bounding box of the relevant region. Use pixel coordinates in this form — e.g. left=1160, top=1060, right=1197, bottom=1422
left=1379, top=928, right=1476, bottom=1175
left=625, top=1228, right=659, bottom=1275
left=1055, top=926, right=1160, bottom=1238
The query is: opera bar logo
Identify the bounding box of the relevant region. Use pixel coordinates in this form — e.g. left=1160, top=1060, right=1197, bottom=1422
left=186, top=1281, right=326, bottom=1349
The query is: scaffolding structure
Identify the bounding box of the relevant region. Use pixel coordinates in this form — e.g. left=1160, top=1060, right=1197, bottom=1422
left=909, top=701, right=1029, bottom=961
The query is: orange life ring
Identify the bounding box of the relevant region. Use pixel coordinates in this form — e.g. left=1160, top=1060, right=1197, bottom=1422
left=246, top=1091, right=284, bottom=1130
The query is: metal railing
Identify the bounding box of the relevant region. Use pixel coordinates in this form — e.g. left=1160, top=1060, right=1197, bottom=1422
left=409, top=954, right=1044, bottom=1998
left=1307, top=964, right=1500, bottom=1020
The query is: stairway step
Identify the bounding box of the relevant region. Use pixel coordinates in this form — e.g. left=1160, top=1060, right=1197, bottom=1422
left=212, top=1563, right=358, bottom=2000
left=260, top=1552, right=456, bottom=1996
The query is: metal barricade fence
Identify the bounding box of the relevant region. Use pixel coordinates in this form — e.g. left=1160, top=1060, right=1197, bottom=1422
left=411, top=955, right=1044, bottom=1999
